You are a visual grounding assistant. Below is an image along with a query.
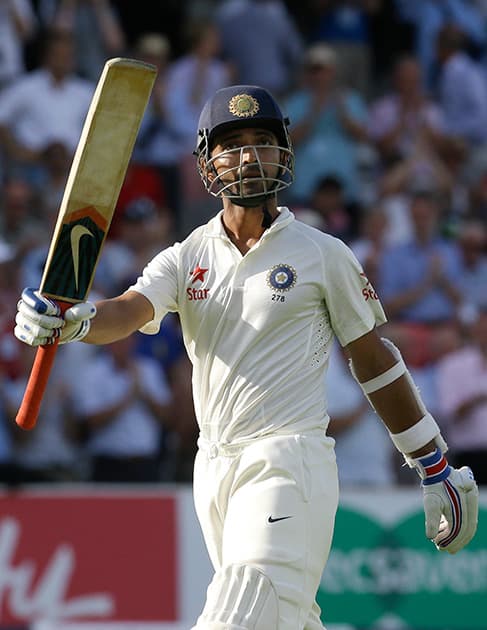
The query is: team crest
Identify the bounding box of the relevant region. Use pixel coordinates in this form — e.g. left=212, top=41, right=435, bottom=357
left=228, top=94, right=260, bottom=118
left=267, top=264, right=297, bottom=292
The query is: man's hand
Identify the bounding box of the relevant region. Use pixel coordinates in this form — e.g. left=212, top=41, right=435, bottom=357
left=412, top=448, right=479, bottom=554
left=14, top=288, right=96, bottom=346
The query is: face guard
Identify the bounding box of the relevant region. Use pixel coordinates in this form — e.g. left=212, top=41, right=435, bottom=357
left=197, top=138, right=294, bottom=207
left=195, top=86, right=294, bottom=208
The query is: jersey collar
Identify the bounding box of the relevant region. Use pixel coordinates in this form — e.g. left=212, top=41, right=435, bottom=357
left=205, top=206, right=294, bottom=239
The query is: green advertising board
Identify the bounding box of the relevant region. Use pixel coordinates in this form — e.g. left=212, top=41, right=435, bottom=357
left=318, top=490, right=486, bottom=629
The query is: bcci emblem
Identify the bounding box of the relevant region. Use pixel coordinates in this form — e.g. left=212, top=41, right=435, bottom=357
left=267, top=264, right=297, bottom=292
left=228, top=94, right=260, bottom=118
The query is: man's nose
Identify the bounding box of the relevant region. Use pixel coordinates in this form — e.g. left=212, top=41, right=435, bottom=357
left=241, top=145, right=258, bottom=163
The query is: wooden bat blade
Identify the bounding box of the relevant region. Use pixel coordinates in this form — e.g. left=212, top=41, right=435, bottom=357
left=16, top=57, right=156, bottom=430
left=41, top=57, right=157, bottom=303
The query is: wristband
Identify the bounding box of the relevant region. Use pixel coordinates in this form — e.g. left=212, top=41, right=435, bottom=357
left=408, top=447, right=451, bottom=485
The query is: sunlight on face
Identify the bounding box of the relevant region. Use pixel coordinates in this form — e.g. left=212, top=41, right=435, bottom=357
left=210, top=127, right=281, bottom=197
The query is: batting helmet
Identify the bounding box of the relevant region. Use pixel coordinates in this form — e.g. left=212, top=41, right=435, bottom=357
left=194, top=85, right=294, bottom=207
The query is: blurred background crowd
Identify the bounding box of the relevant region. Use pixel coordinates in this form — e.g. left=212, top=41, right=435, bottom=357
left=1, top=0, right=487, bottom=489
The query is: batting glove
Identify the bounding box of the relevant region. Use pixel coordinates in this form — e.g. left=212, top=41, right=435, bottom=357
left=14, top=288, right=96, bottom=346
left=410, top=448, right=479, bottom=554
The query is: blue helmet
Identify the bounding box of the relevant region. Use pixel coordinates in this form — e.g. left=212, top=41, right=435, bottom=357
left=195, top=85, right=294, bottom=207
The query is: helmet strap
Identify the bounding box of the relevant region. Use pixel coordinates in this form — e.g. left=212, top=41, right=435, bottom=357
left=261, top=202, right=273, bottom=229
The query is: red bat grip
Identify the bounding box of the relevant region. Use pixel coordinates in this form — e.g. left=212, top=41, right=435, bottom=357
left=15, top=301, right=71, bottom=431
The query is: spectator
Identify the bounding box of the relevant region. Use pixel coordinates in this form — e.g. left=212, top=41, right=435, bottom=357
left=2, top=343, right=83, bottom=482
left=378, top=190, right=464, bottom=367
left=0, top=28, right=94, bottom=183
left=307, top=0, right=381, bottom=97
left=70, top=335, right=173, bottom=483
left=98, top=196, right=173, bottom=295
left=350, top=204, right=389, bottom=288
left=285, top=43, right=369, bottom=204
left=164, top=18, right=231, bottom=156
left=164, top=18, right=232, bottom=235
left=457, top=220, right=487, bottom=320
left=368, top=55, right=446, bottom=167
left=215, top=0, right=303, bottom=97
left=135, top=314, right=198, bottom=482
left=377, top=132, right=470, bottom=246
left=0, top=178, right=45, bottom=257
left=435, top=23, right=487, bottom=147
left=326, top=341, right=395, bottom=486
left=302, top=175, right=358, bottom=242
left=36, top=141, right=71, bottom=220
left=132, top=33, right=183, bottom=219
left=394, top=0, right=487, bottom=88
left=437, top=308, right=487, bottom=484
left=0, top=407, right=15, bottom=485
left=468, top=156, right=487, bottom=224
left=45, top=0, right=126, bottom=81
left=0, top=0, right=37, bottom=88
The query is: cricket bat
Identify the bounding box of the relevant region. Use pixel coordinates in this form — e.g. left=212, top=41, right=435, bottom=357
left=15, top=57, right=157, bottom=430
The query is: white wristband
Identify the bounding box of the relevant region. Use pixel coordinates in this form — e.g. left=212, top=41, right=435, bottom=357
left=389, top=413, right=447, bottom=455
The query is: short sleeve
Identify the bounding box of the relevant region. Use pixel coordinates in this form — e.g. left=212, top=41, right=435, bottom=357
left=128, top=243, right=180, bottom=334
left=323, top=238, right=387, bottom=346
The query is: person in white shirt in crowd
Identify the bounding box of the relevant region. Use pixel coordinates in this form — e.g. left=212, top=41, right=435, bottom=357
left=368, top=55, right=446, bottom=168
left=0, top=0, right=37, bottom=88
left=437, top=308, right=487, bottom=485
left=326, top=341, right=395, bottom=486
left=46, top=0, right=126, bottom=82
left=2, top=342, right=82, bottom=482
left=70, top=333, right=173, bottom=483
left=0, top=28, right=94, bottom=183
left=435, top=23, right=487, bottom=149
left=14, top=85, right=478, bottom=629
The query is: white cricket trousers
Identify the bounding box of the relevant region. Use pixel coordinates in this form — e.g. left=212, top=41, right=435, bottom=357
left=193, top=430, right=339, bottom=629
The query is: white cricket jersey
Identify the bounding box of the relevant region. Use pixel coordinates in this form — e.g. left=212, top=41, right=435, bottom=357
left=130, top=207, right=387, bottom=443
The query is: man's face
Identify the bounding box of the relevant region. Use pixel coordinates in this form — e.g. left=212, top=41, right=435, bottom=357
left=209, top=127, right=281, bottom=198
left=395, top=59, right=421, bottom=95
left=410, top=197, right=439, bottom=238
left=45, top=38, right=75, bottom=78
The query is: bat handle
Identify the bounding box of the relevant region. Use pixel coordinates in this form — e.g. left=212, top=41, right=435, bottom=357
left=15, top=301, right=71, bottom=431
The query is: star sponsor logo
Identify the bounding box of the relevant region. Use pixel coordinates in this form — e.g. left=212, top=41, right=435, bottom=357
left=360, top=271, right=379, bottom=301
left=190, top=264, right=208, bottom=284
left=266, top=263, right=297, bottom=292
left=188, top=263, right=210, bottom=301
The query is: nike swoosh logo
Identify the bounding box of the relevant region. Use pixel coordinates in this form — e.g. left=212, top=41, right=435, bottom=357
left=268, top=515, right=293, bottom=523
left=70, top=225, right=94, bottom=291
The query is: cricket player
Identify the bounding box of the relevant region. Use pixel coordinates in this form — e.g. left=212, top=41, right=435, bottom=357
left=15, top=85, right=478, bottom=629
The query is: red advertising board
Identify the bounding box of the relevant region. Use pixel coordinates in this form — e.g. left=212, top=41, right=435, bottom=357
left=0, top=491, right=178, bottom=627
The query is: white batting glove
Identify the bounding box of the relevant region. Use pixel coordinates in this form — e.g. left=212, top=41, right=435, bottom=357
left=14, top=288, right=96, bottom=346
left=410, top=448, right=479, bottom=554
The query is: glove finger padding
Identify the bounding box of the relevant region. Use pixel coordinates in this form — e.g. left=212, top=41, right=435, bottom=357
left=16, top=301, right=65, bottom=330
left=59, top=302, right=97, bottom=344
left=423, top=492, right=445, bottom=541
left=21, top=288, right=61, bottom=316
left=423, top=466, right=479, bottom=554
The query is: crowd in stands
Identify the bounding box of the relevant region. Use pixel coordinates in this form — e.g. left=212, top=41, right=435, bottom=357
left=1, top=0, right=487, bottom=488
